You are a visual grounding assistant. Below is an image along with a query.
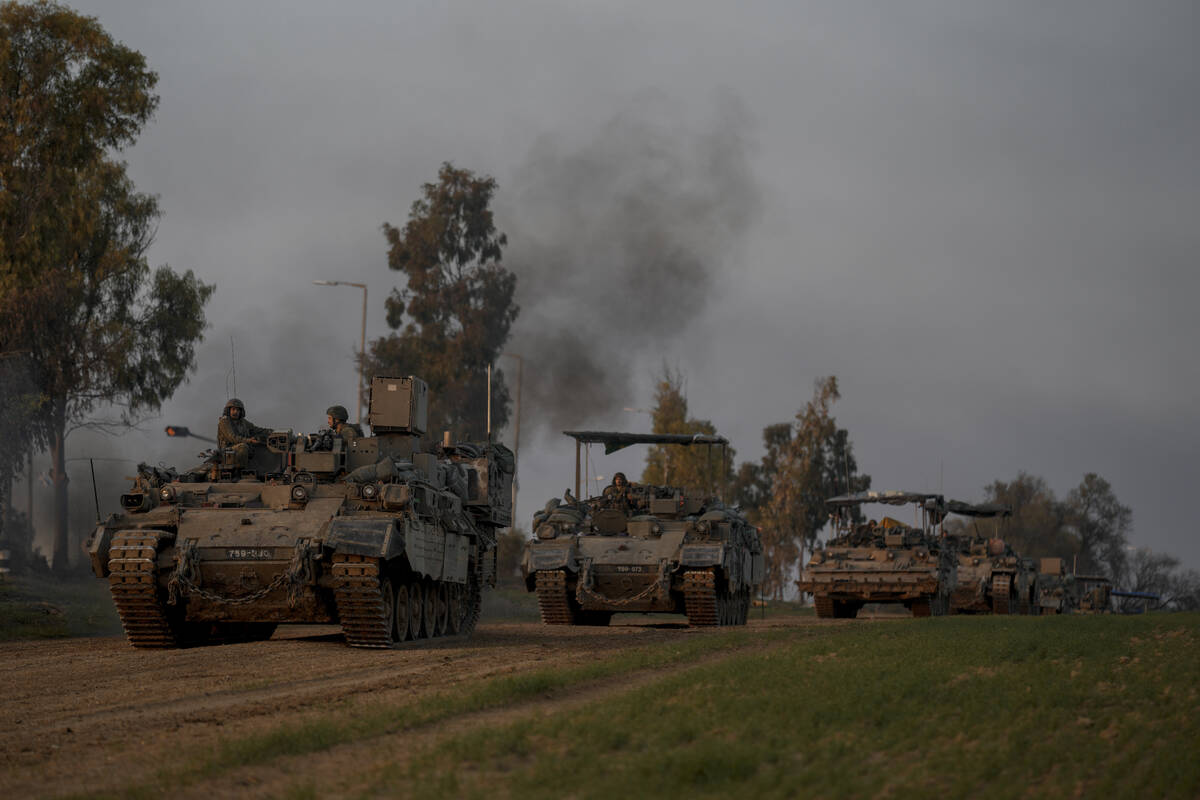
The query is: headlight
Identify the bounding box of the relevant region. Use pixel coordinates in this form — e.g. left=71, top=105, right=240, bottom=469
left=159, top=486, right=177, bottom=503
left=291, top=485, right=309, bottom=502
left=361, top=483, right=379, bottom=500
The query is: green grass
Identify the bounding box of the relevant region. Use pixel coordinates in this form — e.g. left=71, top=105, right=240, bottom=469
left=0, top=573, right=122, bottom=640
left=380, top=614, right=1200, bottom=799
left=86, top=624, right=789, bottom=799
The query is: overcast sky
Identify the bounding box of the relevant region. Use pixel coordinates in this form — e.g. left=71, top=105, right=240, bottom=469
left=34, top=0, right=1199, bottom=570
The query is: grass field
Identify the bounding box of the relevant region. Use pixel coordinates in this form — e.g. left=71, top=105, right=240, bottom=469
left=76, top=612, right=1199, bottom=799
left=372, top=614, right=1200, bottom=799
left=0, top=573, right=122, bottom=640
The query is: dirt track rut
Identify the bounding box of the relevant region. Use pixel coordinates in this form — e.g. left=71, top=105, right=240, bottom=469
left=0, top=617, right=823, bottom=798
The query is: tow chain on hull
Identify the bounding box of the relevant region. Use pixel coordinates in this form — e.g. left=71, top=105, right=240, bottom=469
left=108, top=530, right=178, bottom=648
left=534, top=570, right=575, bottom=624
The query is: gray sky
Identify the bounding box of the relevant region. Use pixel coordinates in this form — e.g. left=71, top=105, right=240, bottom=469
left=37, top=0, right=1200, bottom=569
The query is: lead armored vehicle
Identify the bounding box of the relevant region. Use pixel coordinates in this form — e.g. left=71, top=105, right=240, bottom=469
left=86, top=376, right=513, bottom=649
left=944, top=501, right=1035, bottom=615
left=521, top=431, right=763, bottom=627
left=797, top=491, right=956, bottom=618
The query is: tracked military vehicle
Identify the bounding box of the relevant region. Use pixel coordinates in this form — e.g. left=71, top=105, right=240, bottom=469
left=1074, top=574, right=1112, bottom=613
left=521, top=431, right=763, bottom=627
left=86, top=376, right=513, bottom=649
left=1033, top=558, right=1078, bottom=615
left=944, top=501, right=1035, bottom=615
left=797, top=491, right=956, bottom=618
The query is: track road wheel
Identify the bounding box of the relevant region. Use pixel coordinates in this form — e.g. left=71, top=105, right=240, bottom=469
left=433, top=582, right=449, bottom=637
left=408, top=580, right=425, bottom=639
left=424, top=582, right=439, bottom=638
left=444, top=584, right=462, bottom=635
left=394, top=581, right=411, bottom=642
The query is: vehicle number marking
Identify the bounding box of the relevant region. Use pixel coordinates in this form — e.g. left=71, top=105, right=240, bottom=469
left=227, top=548, right=272, bottom=560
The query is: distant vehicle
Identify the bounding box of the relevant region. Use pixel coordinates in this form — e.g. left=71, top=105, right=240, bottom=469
left=1075, top=574, right=1113, bottom=614
left=944, top=501, right=1036, bottom=615
left=521, top=431, right=763, bottom=627
left=796, top=491, right=956, bottom=618
left=1033, top=558, right=1076, bottom=615
left=86, top=376, right=513, bottom=649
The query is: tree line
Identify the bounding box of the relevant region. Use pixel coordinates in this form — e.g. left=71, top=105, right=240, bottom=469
left=3, top=3, right=1196, bottom=616
left=635, top=370, right=1199, bottom=610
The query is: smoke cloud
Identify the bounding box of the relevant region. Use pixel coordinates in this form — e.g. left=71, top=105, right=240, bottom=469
left=502, top=91, right=761, bottom=434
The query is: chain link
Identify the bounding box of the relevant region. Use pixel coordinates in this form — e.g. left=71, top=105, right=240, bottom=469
left=574, top=559, right=670, bottom=608
left=168, top=539, right=314, bottom=607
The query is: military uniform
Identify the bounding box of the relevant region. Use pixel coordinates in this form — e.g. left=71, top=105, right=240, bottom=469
left=601, top=474, right=634, bottom=510
left=333, top=421, right=364, bottom=439
left=217, top=399, right=270, bottom=467
left=326, top=405, right=362, bottom=440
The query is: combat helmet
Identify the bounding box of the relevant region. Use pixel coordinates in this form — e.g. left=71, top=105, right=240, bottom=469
left=326, top=405, right=350, bottom=423
left=224, top=398, right=245, bottom=417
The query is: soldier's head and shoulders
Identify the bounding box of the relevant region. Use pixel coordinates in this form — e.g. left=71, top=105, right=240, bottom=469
left=326, top=405, right=363, bottom=439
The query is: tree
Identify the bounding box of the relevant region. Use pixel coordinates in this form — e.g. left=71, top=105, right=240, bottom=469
left=0, top=4, right=213, bottom=571
left=640, top=366, right=733, bottom=495
left=365, top=163, right=518, bottom=440
left=758, top=377, right=870, bottom=600
left=982, top=473, right=1076, bottom=560
left=1, top=1, right=158, bottom=285
left=0, top=352, right=40, bottom=566
left=730, top=422, right=794, bottom=601
left=1064, top=473, right=1131, bottom=579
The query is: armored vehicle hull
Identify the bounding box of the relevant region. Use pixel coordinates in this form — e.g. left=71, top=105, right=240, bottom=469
left=88, top=376, right=514, bottom=649
left=1075, top=574, right=1112, bottom=614
left=797, top=491, right=956, bottom=618
left=521, top=431, right=763, bottom=627
left=950, top=553, right=1036, bottom=615
left=1033, top=558, right=1075, bottom=615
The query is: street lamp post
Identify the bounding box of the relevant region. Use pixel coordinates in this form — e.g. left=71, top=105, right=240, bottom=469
left=502, top=352, right=524, bottom=530
left=313, top=280, right=368, bottom=425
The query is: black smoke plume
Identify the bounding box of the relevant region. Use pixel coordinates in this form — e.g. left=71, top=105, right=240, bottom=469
left=502, top=92, right=762, bottom=436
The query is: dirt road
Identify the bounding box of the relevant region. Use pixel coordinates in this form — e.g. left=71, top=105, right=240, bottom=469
left=0, top=617, right=822, bottom=798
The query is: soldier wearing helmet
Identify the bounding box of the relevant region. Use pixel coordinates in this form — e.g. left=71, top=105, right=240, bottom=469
left=326, top=405, right=363, bottom=439
left=602, top=472, right=634, bottom=510
left=217, top=398, right=271, bottom=467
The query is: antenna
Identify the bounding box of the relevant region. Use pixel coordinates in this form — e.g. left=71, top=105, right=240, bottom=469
left=89, top=458, right=101, bottom=523
left=486, top=363, right=492, bottom=442
left=226, top=336, right=238, bottom=398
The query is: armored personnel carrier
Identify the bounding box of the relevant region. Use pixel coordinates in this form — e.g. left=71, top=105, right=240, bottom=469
left=944, top=501, right=1035, bottom=615
left=797, top=491, right=956, bottom=618
left=521, top=431, right=763, bottom=627
left=1033, top=558, right=1076, bottom=615
left=85, top=376, right=513, bottom=649
left=1074, top=574, right=1112, bottom=613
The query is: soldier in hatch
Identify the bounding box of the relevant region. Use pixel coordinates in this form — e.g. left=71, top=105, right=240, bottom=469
left=326, top=405, right=363, bottom=439
left=217, top=398, right=271, bottom=467
left=602, top=472, right=634, bottom=510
